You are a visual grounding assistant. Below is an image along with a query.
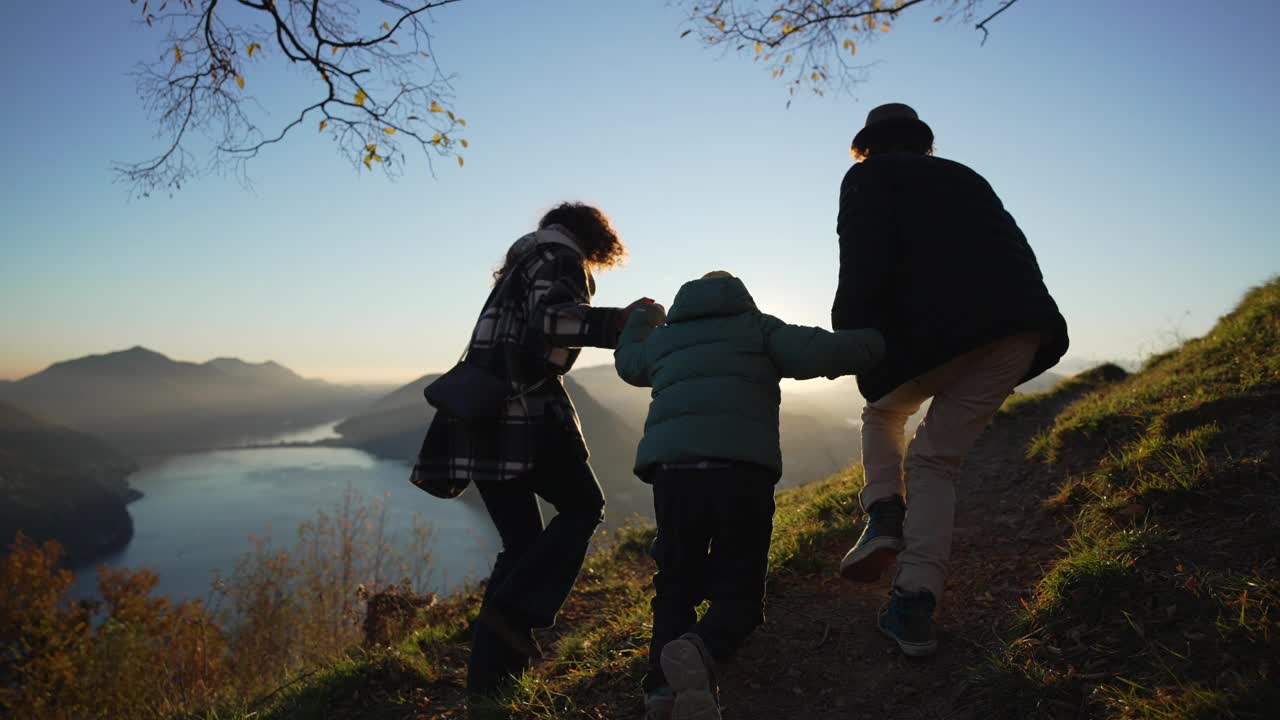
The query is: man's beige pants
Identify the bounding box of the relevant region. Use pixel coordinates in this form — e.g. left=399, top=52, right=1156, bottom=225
left=860, top=333, right=1041, bottom=601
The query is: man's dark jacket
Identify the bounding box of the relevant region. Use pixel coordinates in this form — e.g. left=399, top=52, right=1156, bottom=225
left=832, top=152, right=1069, bottom=402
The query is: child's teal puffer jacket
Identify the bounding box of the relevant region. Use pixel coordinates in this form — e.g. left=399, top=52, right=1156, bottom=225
left=614, top=275, right=884, bottom=477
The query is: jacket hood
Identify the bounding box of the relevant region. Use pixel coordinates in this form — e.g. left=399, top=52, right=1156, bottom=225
left=667, top=276, right=757, bottom=323
left=507, top=225, right=584, bottom=259
left=504, top=225, right=595, bottom=294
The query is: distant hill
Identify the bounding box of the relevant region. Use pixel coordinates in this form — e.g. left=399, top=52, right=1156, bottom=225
left=0, top=401, right=138, bottom=565
left=336, top=364, right=878, bottom=523
left=334, top=373, right=657, bottom=523
left=332, top=373, right=442, bottom=460
left=0, top=347, right=384, bottom=454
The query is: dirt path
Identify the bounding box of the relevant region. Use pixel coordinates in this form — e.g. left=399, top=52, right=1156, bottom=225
left=713, top=391, right=1083, bottom=720
left=380, top=388, right=1088, bottom=720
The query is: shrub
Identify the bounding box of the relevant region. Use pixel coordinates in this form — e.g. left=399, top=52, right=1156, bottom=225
left=0, top=486, right=435, bottom=720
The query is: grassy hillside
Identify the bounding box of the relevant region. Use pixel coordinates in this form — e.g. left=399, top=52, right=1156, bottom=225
left=238, top=279, right=1277, bottom=720
left=246, top=472, right=867, bottom=720
left=971, top=279, right=1280, bottom=718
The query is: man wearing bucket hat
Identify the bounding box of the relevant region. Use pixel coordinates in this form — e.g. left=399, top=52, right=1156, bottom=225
left=832, top=103, right=1069, bottom=656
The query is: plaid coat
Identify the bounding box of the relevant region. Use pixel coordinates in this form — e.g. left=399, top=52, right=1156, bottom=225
left=417, top=226, right=624, bottom=485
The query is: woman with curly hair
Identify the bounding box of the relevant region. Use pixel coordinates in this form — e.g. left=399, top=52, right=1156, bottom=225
left=422, top=202, right=657, bottom=696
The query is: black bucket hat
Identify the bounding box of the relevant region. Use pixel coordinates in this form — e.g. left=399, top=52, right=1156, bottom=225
left=851, top=103, right=934, bottom=154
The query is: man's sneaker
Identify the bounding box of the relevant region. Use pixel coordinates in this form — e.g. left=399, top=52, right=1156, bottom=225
left=477, top=606, right=544, bottom=660
left=643, top=686, right=675, bottom=720
left=839, top=495, right=906, bottom=582
left=878, top=588, right=938, bottom=657
left=660, top=633, right=721, bottom=720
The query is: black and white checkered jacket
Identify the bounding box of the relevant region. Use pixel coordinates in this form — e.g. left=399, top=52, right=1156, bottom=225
left=420, top=225, right=624, bottom=484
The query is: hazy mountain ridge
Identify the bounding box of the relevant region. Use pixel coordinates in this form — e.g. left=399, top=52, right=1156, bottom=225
left=0, top=347, right=385, bottom=454
left=333, top=373, right=655, bottom=522
left=0, top=401, right=139, bottom=566
left=334, top=364, right=879, bottom=523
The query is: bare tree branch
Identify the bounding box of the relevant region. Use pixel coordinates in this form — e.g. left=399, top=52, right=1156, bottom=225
left=976, top=0, right=1022, bottom=46
left=676, top=0, right=1023, bottom=102
left=118, top=0, right=469, bottom=198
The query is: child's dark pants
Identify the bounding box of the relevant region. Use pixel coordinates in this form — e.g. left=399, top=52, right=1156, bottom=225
left=644, top=462, right=777, bottom=692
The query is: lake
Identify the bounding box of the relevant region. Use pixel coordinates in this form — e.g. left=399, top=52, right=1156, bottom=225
left=72, top=426, right=502, bottom=604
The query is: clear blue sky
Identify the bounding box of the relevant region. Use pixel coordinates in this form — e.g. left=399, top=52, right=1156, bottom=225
left=2, top=1, right=1277, bottom=383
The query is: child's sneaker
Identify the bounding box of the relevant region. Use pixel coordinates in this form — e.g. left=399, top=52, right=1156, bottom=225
left=643, top=686, right=675, bottom=720
left=839, top=495, right=905, bottom=582
left=659, top=633, right=721, bottom=720
left=878, top=587, right=938, bottom=657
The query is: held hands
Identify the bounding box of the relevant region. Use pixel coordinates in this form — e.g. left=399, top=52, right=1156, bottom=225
left=643, top=302, right=667, bottom=326
left=619, top=297, right=666, bottom=329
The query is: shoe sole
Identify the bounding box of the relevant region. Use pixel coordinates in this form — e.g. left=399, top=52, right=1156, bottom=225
left=877, top=621, right=938, bottom=657
left=672, top=692, right=719, bottom=720
left=661, top=638, right=721, bottom=720
left=839, top=537, right=903, bottom=583
left=644, top=696, right=676, bottom=720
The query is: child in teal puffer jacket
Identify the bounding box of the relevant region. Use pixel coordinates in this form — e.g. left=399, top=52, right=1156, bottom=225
left=614, top=271, right=884, bottom=720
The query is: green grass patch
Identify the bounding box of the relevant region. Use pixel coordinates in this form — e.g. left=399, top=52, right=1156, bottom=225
left=247, top=466, right=869, bottom=719
left=974, top=278, right=1280, bottom=719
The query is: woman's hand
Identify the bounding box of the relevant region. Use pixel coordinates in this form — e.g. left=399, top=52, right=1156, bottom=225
left=618, top=297, right=657, bottom=328
left=645, top=302, right=667, bottom=326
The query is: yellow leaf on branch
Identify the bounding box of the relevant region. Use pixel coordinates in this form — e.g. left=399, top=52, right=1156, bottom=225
left=174, top=46, right=183, bottom=64
left=457, top=156, right=464, bottom=167
left=458, top=118, right=467, bottom=127
left=246, top=43, right=261, bottom=58
left=429, top=100, right=443, bottom=113
left=365, top=144, right=377, bottom=153
left=431, top=132, right=441, bottom=144
left=236, top=74, right=245, bottom=89
left=355, top=89, right=368, bottom=106
left=384, top=127, right=396, bottom=135
left=460, top=139, right=469, bottom=148
left=382, top=21, right=390, bottom=30
left=319, top=119, right=327, bottom=132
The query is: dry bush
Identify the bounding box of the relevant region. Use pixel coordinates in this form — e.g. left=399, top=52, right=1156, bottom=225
left=0, top=486, right=435, bottom=719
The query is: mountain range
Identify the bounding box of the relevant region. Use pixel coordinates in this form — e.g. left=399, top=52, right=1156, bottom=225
left=0, top=346, right=386, bottom=454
